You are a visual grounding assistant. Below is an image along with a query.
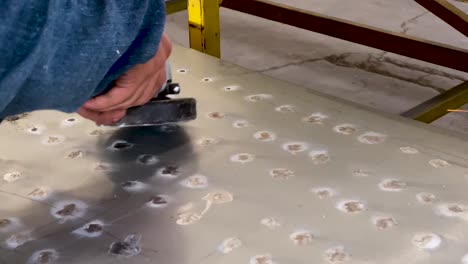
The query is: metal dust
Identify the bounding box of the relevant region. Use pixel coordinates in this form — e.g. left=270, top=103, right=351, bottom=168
left=180, top=174, right=208, bottom=188
left=93, top=162, right=113, bottom=172
left=269, top=168, right=295, bottom=180
left=333, top=124, right=358, bottom=135
left=399, top=147, right=419, bottom=154
left=0, top=218, right=11, bottom=229
left=412, top=233, right=441, bottom=250
left=223, top=85, right=241, bottom=92
left=25, top=125, right=44, bottom=135
left=372, top=216, right=397, bottom=230
left=309, top=150, right=331, bottom=164
left=109, top=233, right=142, bottom=257
left=61, top=117, right=79, bottom=127
left=176, top=212, right=202, bottom=225
left=250, top=254, right=275, bottom=264
left=275, top=104, right=295, bottom=113
left=260, top=217, right=281, bottom=229
left=67, top=150, right=84, bottom=158
left=233, top=119, right=251, bottom=128
left=196, top=137, right=219, bottom=146
left=147, top=195, right=169, bottom=208
left=290, top=230, right=315, bottom=245
left=50, top=200, right=87, bottom=221
left=302, top=113, right=328, bottom=124
left=73, top=220, right=104, bottom=238
left=157, top=165, right=181, bottom=179
left=352, top=169, right=371, bottom=177
left=5, top=113, right=28, bottom=122
left=41, top=135, right=65, bottom=145
left=109, top=140, right=133, bottom=151
left=0, top=217, right=21, bottom=233
left=416, top=192, right=437, bottom=204
left=202, top=191, right=234, bottom=204
left=5, top=231, right=34, bottom=249
left=207, top=112, right=225, bottom=119
left=429, top=159, right=451, bottom=168
left=358, top=132, right=387, bottom=144
left=378, top=179, right=407, bottom=192
left=230, top=153, right=255, bottom=163
left=136, top=154, right=159, bottom=165
left=27, top=249, right=59, bottom=264
left=218, top=237, right=242, bottom=253
left=324, top=246, right=351, bottom=264
left=245, top=94, right=273, bottom=102
left=121, top=181, right=146, bottom=192
left=28, top=187, right=51, bottom=201
left=436, top=203, right=467, bottom=218
left=3, top=171, right=21, bottom=182
left=282, top=142, right=308, bottom=154
left=311, top=187, right=336, bottom=199
left=89, top=129, right=105, bottom=136
left=57, top=204, right=75, bottom=216
left=336, top=200, right=366, bottom=213
left=254, top=131, right=276, bottom=142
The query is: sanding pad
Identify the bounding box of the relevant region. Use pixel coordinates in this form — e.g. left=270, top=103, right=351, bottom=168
left=112, top=98, right=197, bottom=128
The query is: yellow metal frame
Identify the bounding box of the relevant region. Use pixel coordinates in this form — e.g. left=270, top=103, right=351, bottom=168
left=187, top=0, right=221, bottom=58
left=401, top=81, right=468, bottom=123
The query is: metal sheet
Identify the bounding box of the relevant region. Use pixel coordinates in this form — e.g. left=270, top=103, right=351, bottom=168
left=1, top=45, right=468, bottom=264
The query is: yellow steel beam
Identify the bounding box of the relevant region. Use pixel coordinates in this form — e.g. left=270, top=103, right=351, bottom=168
left=166, top=0, right=188, bottom=14
left=188, top=0, right=221, bottom=57
left=401, top=81, right=468, bottom=123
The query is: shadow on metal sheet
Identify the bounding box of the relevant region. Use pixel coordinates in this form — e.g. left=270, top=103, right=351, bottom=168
left=0, top=124, right=198, bottom=264
left=93, top=124, right=199, bottom=264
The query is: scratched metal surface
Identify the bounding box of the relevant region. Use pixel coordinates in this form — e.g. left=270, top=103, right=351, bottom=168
left=1, top=45, right=468, bottom=264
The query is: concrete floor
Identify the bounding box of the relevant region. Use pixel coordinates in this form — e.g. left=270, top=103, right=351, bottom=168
left=165, top=0, right=468, bottom=135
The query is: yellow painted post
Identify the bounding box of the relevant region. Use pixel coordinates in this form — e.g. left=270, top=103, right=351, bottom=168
left=188, top=0, right=221, bottom=57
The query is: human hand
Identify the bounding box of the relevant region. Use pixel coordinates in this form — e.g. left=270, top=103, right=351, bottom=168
left=77, top=33, right=172, bottom=125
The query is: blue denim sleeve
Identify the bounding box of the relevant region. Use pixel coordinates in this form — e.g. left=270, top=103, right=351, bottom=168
left=0, top=0, right=166, bottom=119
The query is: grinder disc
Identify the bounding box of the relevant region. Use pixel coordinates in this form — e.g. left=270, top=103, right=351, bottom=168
left=112, top=98, right=197, bottom=127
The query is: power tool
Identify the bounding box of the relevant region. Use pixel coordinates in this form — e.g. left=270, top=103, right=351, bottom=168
left=111, top=62, right=197, bottom=127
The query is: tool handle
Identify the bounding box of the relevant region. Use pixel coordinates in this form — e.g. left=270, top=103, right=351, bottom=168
left=157, top=62, right=172, bottom=95
left=155, top=62, right=180, bottom=98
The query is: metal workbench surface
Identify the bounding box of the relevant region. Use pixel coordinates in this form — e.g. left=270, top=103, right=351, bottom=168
left=1, top=45, right=468, bottom=264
